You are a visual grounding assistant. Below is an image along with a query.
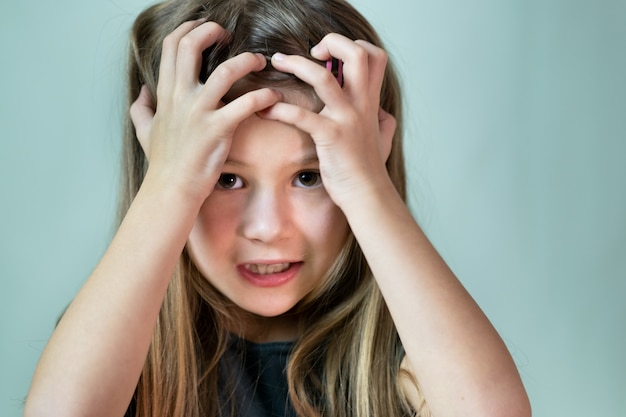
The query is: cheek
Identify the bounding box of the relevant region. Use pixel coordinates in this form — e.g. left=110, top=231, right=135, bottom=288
left=295, top=198, right=349, bottom=252
left=189, top=192, right=349, bottom=267
left=188, top=197, right=241, bottom=265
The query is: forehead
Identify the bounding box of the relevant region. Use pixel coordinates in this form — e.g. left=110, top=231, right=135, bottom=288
left=227, top=114, right=317, bottom=167
left=233, top=112, right=313, bottom=146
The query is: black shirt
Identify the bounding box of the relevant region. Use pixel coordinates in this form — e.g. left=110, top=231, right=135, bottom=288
left=219, top=336, right=297, bottom=417
left=125, top=336, right=297, bottom=417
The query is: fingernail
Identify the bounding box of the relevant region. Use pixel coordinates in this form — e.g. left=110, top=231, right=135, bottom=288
left=272, top=53, right=285, bottom=62
left=255, top=53, right=268, bottom=65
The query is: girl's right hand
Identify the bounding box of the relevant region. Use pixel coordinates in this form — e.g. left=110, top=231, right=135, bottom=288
left=26, top=20, right=284, bottom=417
left=129, top=20, right=282, bottom=205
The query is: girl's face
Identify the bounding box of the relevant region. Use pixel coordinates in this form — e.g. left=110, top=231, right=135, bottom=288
left=187, top=112, right=349, bottom=324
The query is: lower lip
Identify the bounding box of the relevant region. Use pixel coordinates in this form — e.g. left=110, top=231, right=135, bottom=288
left=237, top=262, right=302, bottom=288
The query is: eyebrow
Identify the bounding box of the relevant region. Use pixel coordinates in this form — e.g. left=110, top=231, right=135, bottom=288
left=224, top=150, right=319, bottom=168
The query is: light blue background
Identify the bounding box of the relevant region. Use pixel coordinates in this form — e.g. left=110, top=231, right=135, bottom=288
left=1, top=1, right=624, bottom=416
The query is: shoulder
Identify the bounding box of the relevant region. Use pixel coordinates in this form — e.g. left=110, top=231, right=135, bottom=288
left=399, top=356, right=432, bottom=417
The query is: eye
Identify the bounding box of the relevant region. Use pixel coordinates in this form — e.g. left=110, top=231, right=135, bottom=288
left=293, top=171, right=323, bottom=189
left=216, top=173, right=244, bottom=190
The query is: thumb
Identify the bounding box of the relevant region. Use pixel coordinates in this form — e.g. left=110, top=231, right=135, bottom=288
left=129, top=85, right=155, bottom=156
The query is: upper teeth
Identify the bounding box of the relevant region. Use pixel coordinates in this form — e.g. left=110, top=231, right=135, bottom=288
left=245, top=263, right=290, bottom=275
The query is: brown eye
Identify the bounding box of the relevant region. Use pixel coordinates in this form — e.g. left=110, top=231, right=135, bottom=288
left=216, top=173, right=243, bottom=190
left=294, top=171, right=322, bottom=188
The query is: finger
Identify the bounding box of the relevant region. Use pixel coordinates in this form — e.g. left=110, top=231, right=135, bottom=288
left=270, top=53, right=347, bottom=108
left=309, top=33, right=370, bottom=93
left=129, top=85, right=156, bottom=155
left=199, top=52, right=268, bottom=109
left=311, top=35, right=388, bottom=108
left=158, top=18, right=207, bottom=89
left=354, top=40, right=388, bottom=104
left=218, top=88, right=284, bottom=128
left=175, top=21, right=229, bottom=88
left=258, top=101, right=328, bottom=140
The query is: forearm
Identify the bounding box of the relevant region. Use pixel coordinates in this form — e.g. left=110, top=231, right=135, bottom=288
left=342, top=181, right=530, bottom=417
left=25, top=175, right=202, bottom=417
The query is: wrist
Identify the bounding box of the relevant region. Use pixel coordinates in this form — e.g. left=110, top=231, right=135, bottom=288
left=334, top=174, right=400, bottom=216
left=141, top=164, right=213, bottom=206
left=140, top=166, right=213, bottom=212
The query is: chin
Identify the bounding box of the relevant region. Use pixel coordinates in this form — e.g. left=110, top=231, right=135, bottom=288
left=241, top=299, right=300, bottom=318
left=242, top=289, right=312, bottom=317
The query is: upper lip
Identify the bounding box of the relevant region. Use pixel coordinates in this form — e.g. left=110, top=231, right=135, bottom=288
left=239, top=259, right=301, bottom=265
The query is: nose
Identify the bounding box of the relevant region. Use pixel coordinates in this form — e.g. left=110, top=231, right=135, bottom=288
left=239, top=187, right=292, bottom=243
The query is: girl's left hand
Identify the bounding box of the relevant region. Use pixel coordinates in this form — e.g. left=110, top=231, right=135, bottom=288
left=260, top=34, right=396, bottom=211
left=262, top=36, right=533, bottom=417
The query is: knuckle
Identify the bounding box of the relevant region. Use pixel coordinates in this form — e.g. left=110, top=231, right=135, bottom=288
left=323, top=33, right=341, bottom=44
left=239, top=90, right=270, bottom=112
left=162, top=20, right=198, bottom=49
left=162, top=32, right=178, bottom=50
left=212, top=63, right=236, bottom=81
left=177, top=34, right=196, bottom=53
left=291, top=105, right=308, bottom=120
left=351, top=46, right=368, bottom=64
left=237, top=92, right=259, bottom=110
left=374, top=47, right=388, bottom=64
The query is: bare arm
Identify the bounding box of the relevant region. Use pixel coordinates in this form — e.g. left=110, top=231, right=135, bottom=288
left=25, top=176, right=201, bottom=416
left=262, top=35, right=530, bottom=417
left=25, top=20, right=280, bottom=417
left=343, top=180, right=531, bottom=417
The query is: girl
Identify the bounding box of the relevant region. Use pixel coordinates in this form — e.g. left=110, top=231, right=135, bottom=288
left=25, top=0, right=530, bottom=416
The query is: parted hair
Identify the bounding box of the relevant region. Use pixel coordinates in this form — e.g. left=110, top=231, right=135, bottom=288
left=121, top=0, right=427, bottom=416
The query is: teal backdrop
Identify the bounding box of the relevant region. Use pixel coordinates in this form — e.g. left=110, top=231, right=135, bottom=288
left=1, top=1, right=624, bottom=416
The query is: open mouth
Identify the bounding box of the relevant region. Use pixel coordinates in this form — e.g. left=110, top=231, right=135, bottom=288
left=243, top=262, right=291, bottom=275
left=237, top=262, right=303, bottom=287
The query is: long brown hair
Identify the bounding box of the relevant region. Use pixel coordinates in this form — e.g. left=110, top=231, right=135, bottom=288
left=122, top=0, right=424, bottom=416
